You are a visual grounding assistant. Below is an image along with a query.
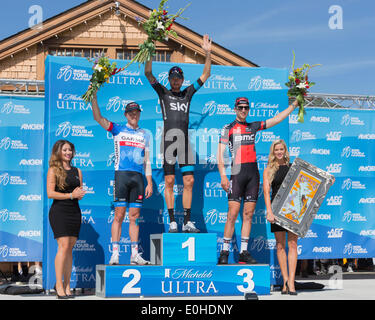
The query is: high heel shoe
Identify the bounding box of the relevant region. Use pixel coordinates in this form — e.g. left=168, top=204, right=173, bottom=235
left=287, top=281, right=298, bottom=296
left=54, top=284, right=69, bottom=300
left=281, top=282, right=289, bottom=294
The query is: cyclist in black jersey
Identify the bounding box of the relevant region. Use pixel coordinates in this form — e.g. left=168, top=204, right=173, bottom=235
left=217, top=97, right=299, bottom=264
left=145, top=34, right=212, bottom=233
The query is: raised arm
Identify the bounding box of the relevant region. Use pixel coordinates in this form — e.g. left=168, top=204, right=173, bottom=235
left=199, top=34, right=212, bottom=83
left=265, top=99, right=298, bottom=129
left=91, top=91, right=111, bottom=130
left=144, top=58, right=157, bottom=84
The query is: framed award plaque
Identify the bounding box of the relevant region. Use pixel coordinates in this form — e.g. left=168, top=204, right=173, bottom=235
left=271, top=158, right=335, bottom=238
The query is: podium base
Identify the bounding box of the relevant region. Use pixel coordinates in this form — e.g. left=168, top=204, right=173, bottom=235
left=96, top=264, right=270, bottom=298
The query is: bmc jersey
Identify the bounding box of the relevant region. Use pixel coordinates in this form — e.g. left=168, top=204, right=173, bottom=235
left=107, top=122, right=150, bottom=173
left=151, top=79, right=203, bottom=132
left=220, top=120, right=267, bottom=166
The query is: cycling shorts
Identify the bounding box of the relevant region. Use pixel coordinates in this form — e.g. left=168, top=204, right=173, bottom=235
left=228, top=163, right=260, bottom=203
left=113, top=171, right=144, bottom=208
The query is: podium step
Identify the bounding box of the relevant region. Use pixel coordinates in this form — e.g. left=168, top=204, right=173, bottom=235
left=96, top=264, right=270, bottom=298
left=150, top=233, right=218, bottom=266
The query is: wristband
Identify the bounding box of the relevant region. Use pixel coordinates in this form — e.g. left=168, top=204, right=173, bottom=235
left=70, top=193, right=73, bottom=200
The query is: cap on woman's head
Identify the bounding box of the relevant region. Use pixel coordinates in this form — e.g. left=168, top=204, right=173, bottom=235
left=168, top=66, right=184, bottom=79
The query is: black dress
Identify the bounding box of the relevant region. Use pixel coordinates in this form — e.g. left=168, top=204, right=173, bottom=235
left=270, top=164, right=290, bottom=233
left=49, top=167, right=81, bottom=239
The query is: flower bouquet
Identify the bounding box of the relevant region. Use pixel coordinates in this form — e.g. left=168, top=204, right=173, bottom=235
left=125, top=0, right=191, bottom=67
left=285, top=51, right=321, bottom=123
left=82, top=52, right=124, bottom=103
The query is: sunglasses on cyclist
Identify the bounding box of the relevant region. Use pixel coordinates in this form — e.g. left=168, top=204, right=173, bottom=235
left=236, top=106, right=250, bottom=111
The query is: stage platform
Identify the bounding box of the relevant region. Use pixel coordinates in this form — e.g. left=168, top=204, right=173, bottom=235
left=95, top=233, right=270, bottom=298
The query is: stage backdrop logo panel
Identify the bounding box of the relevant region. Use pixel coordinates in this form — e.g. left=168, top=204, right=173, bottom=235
left=289, top=108, right=375, bottom=259
left=43, top=55, right=289, bottom=289
left=0, top=95, right=44, bottom=262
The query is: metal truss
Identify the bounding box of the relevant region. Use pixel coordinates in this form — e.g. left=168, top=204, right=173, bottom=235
left=0, top=79, right=44, bottom=96
left=304, top=93, right=375, bottom=109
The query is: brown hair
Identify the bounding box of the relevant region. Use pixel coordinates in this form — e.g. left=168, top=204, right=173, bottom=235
left=266, top=139, right=290, bottom=185
left=48, top=140, right=75, bottom=190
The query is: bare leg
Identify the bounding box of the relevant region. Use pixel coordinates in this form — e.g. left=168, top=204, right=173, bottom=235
left=63, top=236, right=77, bottom=296
left=55, top=237, right=70, bottom=296
left=287, top=232, right=299, bottom=292
left=164, top=175, right=175, bottom=211
left=111, top=207, right=126, bottom=242
left=223, top=201, right=241, bottom=239
left=241, top=202, right=256, bottom=238
left=128, top=207, right=140, bottom=243
left=182, top=174, right=194, bottom=210
left=274, top=231, right=288, bottom=291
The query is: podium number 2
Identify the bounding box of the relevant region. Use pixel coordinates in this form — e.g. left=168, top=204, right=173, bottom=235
left=122, top=269, right=141, bottom=294
left=236, top=269, right=255, bottom=293
left=182, top=237, right=195, bottom=261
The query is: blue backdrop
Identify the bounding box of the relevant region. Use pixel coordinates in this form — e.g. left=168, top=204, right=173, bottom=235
left=289, top=109, right=375, bottom=259
left=42, top=55, right=289, bottom=289
left=2, top=56, right=373, bottom=290
left=0, top=95, right=44, bottom=262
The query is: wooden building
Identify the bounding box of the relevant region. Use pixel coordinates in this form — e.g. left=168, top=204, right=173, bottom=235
left=0, top=0, right=257, bottom=275
left=0, top=0, right=257, bottom=94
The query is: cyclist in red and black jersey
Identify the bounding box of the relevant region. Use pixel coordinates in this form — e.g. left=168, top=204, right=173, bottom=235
left=217, top=96, right=299, bottom=264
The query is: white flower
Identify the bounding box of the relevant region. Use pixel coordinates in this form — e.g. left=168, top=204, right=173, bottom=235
left=156, top=21, right=165, bottom=31
left=94, top=64, right=103, bottom=72
left=296, top=82, right=307, bottom=89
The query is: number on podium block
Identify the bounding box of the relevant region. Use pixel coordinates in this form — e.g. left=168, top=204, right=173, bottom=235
left=181, top=237, right=195, bottom=261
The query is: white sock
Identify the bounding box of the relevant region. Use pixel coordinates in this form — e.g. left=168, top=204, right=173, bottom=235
left=131, top=242, right=139, bottom=256
left=240, top=237, right=249, bottom=253
left=112, top=242, right=119, bottom=255
left=223, top=237, right=231, bottom=251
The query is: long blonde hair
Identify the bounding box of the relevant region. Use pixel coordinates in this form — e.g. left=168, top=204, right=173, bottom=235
left=266, top=139, right=290, bottom=185
left=49, top=140, right=75, bottom=190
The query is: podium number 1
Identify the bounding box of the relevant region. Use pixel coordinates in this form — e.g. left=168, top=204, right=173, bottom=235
left=182, top=237, right=195, bottom=261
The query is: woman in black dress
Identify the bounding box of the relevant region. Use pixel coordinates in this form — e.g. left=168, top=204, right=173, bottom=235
left=47, top=140, right=85, bottom=298
left=263, top=139, right=298, bottom=295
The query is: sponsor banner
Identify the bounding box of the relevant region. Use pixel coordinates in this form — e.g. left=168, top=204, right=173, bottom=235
left=43, top=56, right=289, bottom=289
left=0, top=96, right=44, bottom=262
left=289, top=108, right=375, bottom=258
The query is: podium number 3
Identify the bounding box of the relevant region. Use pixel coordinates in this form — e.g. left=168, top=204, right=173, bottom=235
left=182, top=237, right=195, bottom=261
left=236, top=269, right=255, bottom=293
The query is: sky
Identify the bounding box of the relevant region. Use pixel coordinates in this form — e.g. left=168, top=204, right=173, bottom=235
left=0, top=0, right=374, bottom=95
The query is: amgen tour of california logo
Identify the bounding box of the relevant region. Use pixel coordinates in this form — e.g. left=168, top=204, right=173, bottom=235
left=248, top=75, right=282, bottom=91
left=55, top=122, right=93, bottom=138
left=106, top=97, right=136, bottom=113
left=57, top=65, right=90, bottom=82
left=202, top=100, right=234, bottom=116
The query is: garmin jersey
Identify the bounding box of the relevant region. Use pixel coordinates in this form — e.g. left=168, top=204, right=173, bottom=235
left=151, top=79, right=203, bottom=132
left=107, top=122, right=150, bottom=173
left=220, top=119, right=266, bottom=166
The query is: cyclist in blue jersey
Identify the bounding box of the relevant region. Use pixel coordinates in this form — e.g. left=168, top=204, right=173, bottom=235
left=91, top=91, right=153, bottom=265
left=144, top=34, right=212, bottom=233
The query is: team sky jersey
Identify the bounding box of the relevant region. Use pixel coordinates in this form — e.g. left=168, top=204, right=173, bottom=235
left=220, top=120, right=267, bottom=166
left=151, top=79, right=203, bottom=132
left=107, top=122, right=150, bottom=173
